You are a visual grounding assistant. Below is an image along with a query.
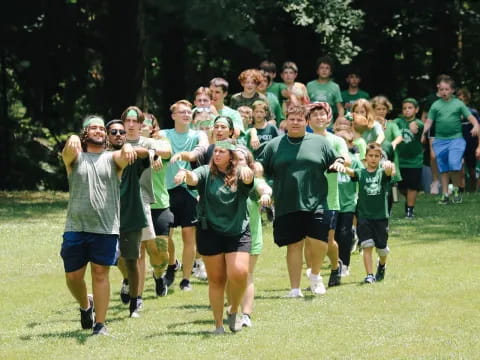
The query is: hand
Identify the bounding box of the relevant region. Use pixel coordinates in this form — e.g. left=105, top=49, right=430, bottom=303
left=383, top=160, right=394, bottom=172
left=259, top=194, right=272, bottom=207
left=121, top=143, right=137, bottom=164
left=170, top=152, right=183, bottom=164
left=329, top=160, right=346, bottom=173
left=66, top=135, right=82, bottom=152
left=409, top=121, right=419, bottom=134
left=239, top=166, right=254, bottom=184
left=151, top=157, right=163, bottom=171
left=173, top=169, right=187, bottom=185
left=470, top=124, right=479, bottom=137
left=250, top=137, right=260, bottom=150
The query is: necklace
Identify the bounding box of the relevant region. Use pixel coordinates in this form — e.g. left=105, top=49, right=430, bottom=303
left=285, top=135, right=304, bottom=145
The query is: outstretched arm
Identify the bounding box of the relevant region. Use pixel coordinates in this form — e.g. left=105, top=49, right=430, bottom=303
left=62, top=135, right=82, bottom=175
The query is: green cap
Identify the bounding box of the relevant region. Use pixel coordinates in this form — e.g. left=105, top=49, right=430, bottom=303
left=402, top=98, right=418, bottom=107
left=215, top=140, right=236, bottom=151
left=83, top=116, right=105, bottom=128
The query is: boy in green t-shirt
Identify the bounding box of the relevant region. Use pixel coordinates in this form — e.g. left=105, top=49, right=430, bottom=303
left=246, top=100, right=279, bottom=158
left=394, top=98, right=424, bottom=218
left=259, top=60, right=287, bottom=105
left=422, top=78, right=480, bottom=204
left=341, top=71, right=370, bottom=112
left=344, top=143, right=395, bottom=284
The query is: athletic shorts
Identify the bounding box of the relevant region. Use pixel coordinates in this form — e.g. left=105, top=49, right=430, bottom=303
left=273, top=210, right=329, bottom=247
left=141, top=202, right=156, bottom=241
left=432, top=138, right=466, bottom=173
left=151, top=207, right=174, bottom=237
left=357, top=218, right=389, bottom=251
left=61, top=232, right=119, bottom=273
left=197, top=227, right=251, bottom=256
left=119, top=231, right=142, bottom=260
left=398, top=167, right=423, bottom=191
left=325, top=210, right=338, bottom=231
left=168, top=186, right=198, bottom=228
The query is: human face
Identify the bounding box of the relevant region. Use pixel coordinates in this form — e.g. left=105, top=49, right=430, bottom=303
left=209, top=86, right=226, bottom=107
left=124, top=115, right=141, bottom=139
left=86, top=124, right=107, bottom=146
left=365, top=150, right=382, bottom=170
left=108, top=124, right=126, bottom=149
left=316, top=63, right=331, bottom=80
left=353, top=105, right=367, bottom=117
left=257, top=77, right=268, bottom=93
left=242, top=77, right=257, bottom=94
left=308, top=109, right=330, bottom=132
left=402, top=102, right=418, bottom=120
left=213, top=121, right=232, bottom=141
left=281, top=68, right=297, bottom=85
left=438, top=81, right=454, bottom=101
left=213, top=147, right=231, bottom=169
left=172, top=104, right=193, bottom=127
left=286, top=113, right=307, bottom=137
left=253, top=107, right=267, bottom=124
left=374, top=104, right=388, bottom=120
left=235, top=151, right=247, bottom=167
left=194, top=94, right=211, bottom=108
left=457, top=92, right=466, bottom=104
left=346, top=74, right=360, bottom=88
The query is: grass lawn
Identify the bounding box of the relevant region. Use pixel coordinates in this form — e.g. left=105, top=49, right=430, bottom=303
left=0, top=191, right=479, bottom=359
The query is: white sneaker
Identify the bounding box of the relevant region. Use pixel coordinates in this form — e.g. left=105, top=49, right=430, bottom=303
left=241, top=314, right=252, bottom=327
left=193, top=259, right=208, bottom=280
left=309, top=274, right=326, bottom=295
left=283, top=289, right=304, bottom=298
left=430, top=181, right=440, bottom=195
left=340, top=264, right=350, bottom=277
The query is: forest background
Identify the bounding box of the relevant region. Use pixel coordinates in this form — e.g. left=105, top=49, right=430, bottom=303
left=1, top=0, right=480, bottom=190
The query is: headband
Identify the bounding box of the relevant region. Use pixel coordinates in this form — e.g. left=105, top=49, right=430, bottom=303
left=127, top=109, right=138, bottom=118
left=214, top=117, right=231, bottom=128
left=83, top=116, right=105, bottom=128
left=143, top=118, right=153, bottom=127
left=215, top=140, right=236, bottom=151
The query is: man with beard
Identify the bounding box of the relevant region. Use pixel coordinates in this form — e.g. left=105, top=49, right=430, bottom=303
left=61, top=115, right=135, bottom=335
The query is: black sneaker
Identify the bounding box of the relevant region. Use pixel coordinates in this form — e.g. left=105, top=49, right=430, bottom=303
left=120, top=279, right=130, bottom=305
left=129, top=297, right=141, bottom=318
left=165, top=260, right=181, bottom=287
left=92, top=322, right=107, bottom=335
left=179, top=278, right=192, bottom=291
left=80, top=294, right=95, bottom=329
left=328, top=260, right=342, bottom=287
left=154, top=273, right=168, bottom=297
left=405, top=209, right=414, bottom=219
left=375, top=264, right=386, bottom=282
left=265, top=206, right=275, bottom=222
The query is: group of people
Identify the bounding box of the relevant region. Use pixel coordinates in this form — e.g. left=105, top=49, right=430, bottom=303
left=59, top=57, right=480, bottom=336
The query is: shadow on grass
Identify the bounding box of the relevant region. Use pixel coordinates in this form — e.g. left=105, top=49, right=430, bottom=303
left=19, top=329, right=91, bottom=344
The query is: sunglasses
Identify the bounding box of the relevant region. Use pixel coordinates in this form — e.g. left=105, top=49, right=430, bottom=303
left=109, top=129, right=126, bottom=136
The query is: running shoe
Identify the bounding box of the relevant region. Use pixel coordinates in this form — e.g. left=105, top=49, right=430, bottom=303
left=120, top=279, right=130, bottom=305
left=80, top=294, right=95, bottom=329
left=364, top=274, right=376, bottom=284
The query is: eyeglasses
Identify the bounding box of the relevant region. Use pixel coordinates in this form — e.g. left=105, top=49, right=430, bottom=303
left=174, top=110, right=192, bottom=115
left=109, top=129, right=126, bottom=135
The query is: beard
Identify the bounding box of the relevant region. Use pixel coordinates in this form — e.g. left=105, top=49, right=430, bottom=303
left=86, top=135, right=106, bottom=146
left=110, top=142, right=123, bottom=150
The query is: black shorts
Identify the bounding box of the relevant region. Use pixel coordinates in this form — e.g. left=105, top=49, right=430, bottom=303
left=357, top=218, right=388, bottom=250
left=168, top=186, right=198, bottom=228
left=197, top=227, right=251, bottom=256
left=273, top=210, right=329, bottom=247
left=398, top=167, right=423, bottom=191
left=151, top=207, right=174, bottom=237
left=463, top=123, right=479, bottom=169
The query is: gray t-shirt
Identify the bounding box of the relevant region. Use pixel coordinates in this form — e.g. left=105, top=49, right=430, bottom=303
left=64, top=152, right=120, bottom=234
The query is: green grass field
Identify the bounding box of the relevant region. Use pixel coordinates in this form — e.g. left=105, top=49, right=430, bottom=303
left=1, top=191, right=479, bottom=360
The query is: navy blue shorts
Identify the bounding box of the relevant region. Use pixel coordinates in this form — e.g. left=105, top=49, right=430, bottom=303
left=60, top=232, right=119, bottom=272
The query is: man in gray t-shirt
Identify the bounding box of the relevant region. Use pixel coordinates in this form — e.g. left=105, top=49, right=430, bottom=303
left=61, top=115, right=134, bottom=336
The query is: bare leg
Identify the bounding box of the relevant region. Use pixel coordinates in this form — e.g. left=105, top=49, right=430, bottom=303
left=225, top=252, right=249, bottom=314
left=65, top=265, right=89, bottom=309
left=363, top=247, right=374, bottom=274
left=145, top=236, right=169, bottom=278
left=307, top=236, right=328, bottom=276
left=440, top=172, right=449, bottom=195
left=168, top=228, right=176, bottom=266
left=303, top=238, right=312, bottom=269
left=181, top=226, right=196, bottom=280
left=90, top=263, right=110, bottom=324
left=407, top=189, right=418, bottom=207
left=286, top=240, right=304, bottom=289
left=203, top=254, right=227, bottom=328
left=117, top=257, right=128, bottom=280
left=241, top=255, right=258, bottom=315
left=326, top=229, right=339, bottom=270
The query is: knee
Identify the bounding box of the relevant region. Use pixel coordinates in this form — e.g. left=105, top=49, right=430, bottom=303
left=91, top=265, right=109, bottom=282
left=65, top=271, right=83, bottom=283
left=228, top=266, right=249, bottom=284
left=208, top=273, right=227, bottom=288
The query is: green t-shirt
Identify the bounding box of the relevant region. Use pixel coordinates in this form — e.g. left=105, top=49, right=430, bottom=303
left=361, top=121, right=384, bottom=144
left=246, top=124, right=280, bottom=158
left=306, top=80, right=343, bottom=117
left=428, top=98, right=472, bottom=139
left=323, top=132, right=348, bottom=211
left=338, top=157, right=362, bottom=213
left=353, top=137, right=367, bottom=161
left=193, top=165, right=253, bottom=236
left=341, top=89, right=370, bottom=111
left=384, top=121, right=401, bottom=143
left=267, top=81, right=287, bottom=104
left=354, top=167, right=391, bottom=220
left=151, top=159, right=170, bottom=209
left=394, top=117, right=424, bottom=168
left=120, top=158, right=150, bottom=232
left=266, top=92, right=285, bottom=126
left=259, top=133, right=337, bottom=217
left=247, top=178, right=267, bottom=251
left=160, top=128, right=201, bottom=198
